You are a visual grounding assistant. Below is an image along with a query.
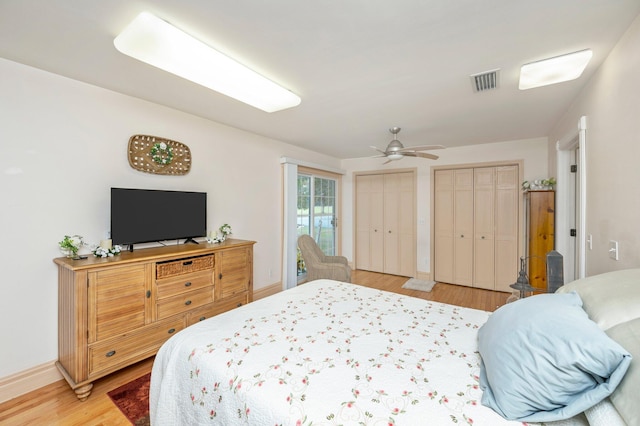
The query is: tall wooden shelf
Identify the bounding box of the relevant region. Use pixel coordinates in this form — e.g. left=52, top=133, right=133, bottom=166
left=54, top=238, right=255, bottom=400
left=525, top=190, right=555, bottom=291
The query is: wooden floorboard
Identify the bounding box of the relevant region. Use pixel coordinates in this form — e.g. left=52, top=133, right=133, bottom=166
left=0, top=271, right=509, bottom=425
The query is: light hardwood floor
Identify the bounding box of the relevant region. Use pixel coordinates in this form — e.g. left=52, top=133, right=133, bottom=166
left=0, top=271, right=509, bottom=425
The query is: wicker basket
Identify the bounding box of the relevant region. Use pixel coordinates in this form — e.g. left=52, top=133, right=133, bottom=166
left=156, top=255, right=214, bottom=279
left=128, top=134, right=191, bottom=175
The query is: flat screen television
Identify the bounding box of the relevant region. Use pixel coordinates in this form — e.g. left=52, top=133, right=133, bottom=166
left=111, top=188, right=207, bottom=247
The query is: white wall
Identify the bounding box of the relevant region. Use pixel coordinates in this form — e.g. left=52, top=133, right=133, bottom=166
left=548, top=14, right=640, bottom=275
left=341, top=137, right=548, bottom=275
left=0, top=57, right=340, bottom=379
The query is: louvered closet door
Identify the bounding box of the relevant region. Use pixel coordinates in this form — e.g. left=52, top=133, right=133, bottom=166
left=473, top=167, right=496, bottom=289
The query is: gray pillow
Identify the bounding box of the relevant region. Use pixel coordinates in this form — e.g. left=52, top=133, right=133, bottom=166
left=556, top=268, right=640, bottom=330
left=606, top=318, right=640, bottom=426
left=478, top=292, right=631, bottom=422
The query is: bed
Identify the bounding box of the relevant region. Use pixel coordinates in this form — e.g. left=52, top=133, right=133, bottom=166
left=150, top=271, right=639, bottom=425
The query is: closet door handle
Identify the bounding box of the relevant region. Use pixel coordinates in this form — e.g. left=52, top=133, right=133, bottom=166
left=388, top=230, right=392, bottom=233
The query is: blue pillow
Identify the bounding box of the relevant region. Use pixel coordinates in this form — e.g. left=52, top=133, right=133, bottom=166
left=478, top=292, right=631, bottom=422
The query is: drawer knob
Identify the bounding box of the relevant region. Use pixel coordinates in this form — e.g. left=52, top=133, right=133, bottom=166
left=183, top=261, right=193, bottom=266
left=237, top=303, right=243, bottom=307
left=199, top=316, right=206, bottom=321
left=146, top=290, right=151, bottom=298
left=106, top=350, right=116, bottom=358
left=184, top=282, right=192, bottom=287
left=168, top=328, right=176, bottom=334
left=185, top=300, right=192, bottom=306
left=218, top=273, right=222, bottom=279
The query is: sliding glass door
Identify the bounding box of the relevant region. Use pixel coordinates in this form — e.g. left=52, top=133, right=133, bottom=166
left=297, top=173, right=338, bottom=275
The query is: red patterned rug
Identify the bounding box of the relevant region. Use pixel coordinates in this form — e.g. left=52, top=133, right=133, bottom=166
left=107, top=372, right=151, bottom=426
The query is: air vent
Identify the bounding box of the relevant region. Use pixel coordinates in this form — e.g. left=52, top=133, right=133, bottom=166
left=470, top=69, right=500, bottom=92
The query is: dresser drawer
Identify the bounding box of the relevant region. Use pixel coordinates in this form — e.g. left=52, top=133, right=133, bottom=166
left=88, top=317, right=184, bottom=378
left=157, top=287, right=214, bottom=320
left=186, top=293, right=249, bottom=326
left=156, top=254, right=214, bottom=279
left=156, top=270, right=214, bottom=299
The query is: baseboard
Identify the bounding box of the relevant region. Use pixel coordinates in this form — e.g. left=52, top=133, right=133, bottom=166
left=0, top=361, right=62, bottom=404
left=253, top=281, right=282, bottom=300
left=415, top=271, right=432, bottom=281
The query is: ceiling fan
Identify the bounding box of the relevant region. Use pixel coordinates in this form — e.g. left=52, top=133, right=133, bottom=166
left=371, top=127, right=444, bottom=163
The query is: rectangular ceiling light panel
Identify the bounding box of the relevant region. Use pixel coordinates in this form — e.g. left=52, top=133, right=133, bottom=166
left=114, top=12, right=301, bottom=112
left=519, top=49, right=593, bottom=90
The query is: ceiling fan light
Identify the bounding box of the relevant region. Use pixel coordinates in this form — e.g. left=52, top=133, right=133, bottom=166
left=114, top=12, right=301, bottom=112
left=387, top=153, right=403, bottom=160
left=519, top=49, right=592, bottom=90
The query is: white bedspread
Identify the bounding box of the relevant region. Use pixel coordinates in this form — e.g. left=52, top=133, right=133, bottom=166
left=150, top=280, right=550, bottom=425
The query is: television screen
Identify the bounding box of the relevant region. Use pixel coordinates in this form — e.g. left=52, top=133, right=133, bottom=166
left=111, top=188, right=207, bottom=246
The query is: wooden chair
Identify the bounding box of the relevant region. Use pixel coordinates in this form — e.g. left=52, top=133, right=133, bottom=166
left=297, top=234, right=351, bottom=283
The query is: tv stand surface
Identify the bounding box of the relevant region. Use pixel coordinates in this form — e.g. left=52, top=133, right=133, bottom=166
left=53, top=238, right=255, bottom=401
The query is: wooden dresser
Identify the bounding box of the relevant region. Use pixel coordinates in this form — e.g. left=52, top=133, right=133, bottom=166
left=54, top=238, right=255, bottom=400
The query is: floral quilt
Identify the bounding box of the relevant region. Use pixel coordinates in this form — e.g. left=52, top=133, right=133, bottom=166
left=150, top=280, right=527, bottom=425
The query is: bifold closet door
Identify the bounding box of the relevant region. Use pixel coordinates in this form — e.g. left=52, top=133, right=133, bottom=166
left=434, top=165, right=519, bottom=291
left=434, top=170, right=454, bottom=283
left=356, top=172, right=415, bottom=276
left=383, top=172, right=415, bottom=277
left=473, top=168, right=496, bottom=290
left=494, top=166, right=519, bottom=292
left=355, top=174, right=384, bottom=272
left=434, top=169, right=473, bottom=285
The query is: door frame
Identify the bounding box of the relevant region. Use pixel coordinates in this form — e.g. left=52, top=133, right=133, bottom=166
left=281, top=157, right=344, bottom=290
left=556, top=116, right=587, bottom=281
left=430, top=160, right=524, bottom=284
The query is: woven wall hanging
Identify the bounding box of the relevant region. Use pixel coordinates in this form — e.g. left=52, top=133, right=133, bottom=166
left=128, top=134, right=191, bottom=175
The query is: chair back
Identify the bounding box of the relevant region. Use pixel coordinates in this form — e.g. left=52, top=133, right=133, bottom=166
left=297, top=234, right=325, bottom=264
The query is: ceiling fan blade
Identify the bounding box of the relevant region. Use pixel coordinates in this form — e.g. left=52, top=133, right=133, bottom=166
left=411, top=151, right=440, bottom=160
left=370, top=145, right=387, bottom=154
left=383, top=158, right=393, bottom=165
left=397, top=144, right=445, bottom=153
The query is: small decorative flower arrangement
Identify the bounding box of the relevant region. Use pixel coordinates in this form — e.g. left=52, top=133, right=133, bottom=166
left=150, top=142, right=174, bottom=165
left=58, top=235, right=85, bottom=258
left=92, top=245, right=123, bottom=258
left=208, top=223, right=233, bottom=243
left=522, top=177, right=556, bottom=191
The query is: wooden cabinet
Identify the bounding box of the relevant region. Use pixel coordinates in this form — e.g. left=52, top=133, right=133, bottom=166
left=525, top=190, right=555, bottom=290
left=355, top=171, right=416, bottom=277
left=434, top=165, right=519, bottom=292
left=54, top=239, right=254, bottom=400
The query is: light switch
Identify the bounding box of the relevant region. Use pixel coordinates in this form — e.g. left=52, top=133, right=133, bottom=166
left=609, top=240, right=619, bottom=260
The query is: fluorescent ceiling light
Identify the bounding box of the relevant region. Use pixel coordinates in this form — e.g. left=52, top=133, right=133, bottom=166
left=114, top=12, right=301, bottom=112
left=519, top=49, right=593, bottom=90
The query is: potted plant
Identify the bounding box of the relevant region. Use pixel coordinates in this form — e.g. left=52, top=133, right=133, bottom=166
left=58, top=235, right=85, bottom=258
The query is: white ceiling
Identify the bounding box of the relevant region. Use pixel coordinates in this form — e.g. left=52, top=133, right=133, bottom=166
left=2, top=1, right=639, bottom=159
